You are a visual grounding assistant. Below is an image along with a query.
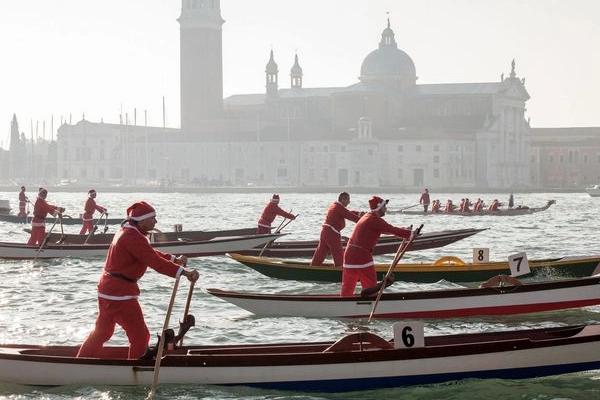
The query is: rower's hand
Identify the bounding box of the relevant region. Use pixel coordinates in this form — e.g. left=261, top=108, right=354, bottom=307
left=58, top=207, right=65, bottom=214
left=175, top=255, right=188, bottom=267
left=183, top=269, right=200, bottom=283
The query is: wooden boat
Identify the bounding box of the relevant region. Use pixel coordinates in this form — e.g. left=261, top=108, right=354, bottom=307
left=37, top=227, right=258, bottom=245
left=38, top=227, right=486, bottom=257
left=206, top=275, right=600, bottom=318
left=0, top=234, right=283, bottom=260
left=1, top=324, right=600, bottom=391
left=393, top=199, right=556, bottom=216
left=236, top=228, right=486, bottom=258
left=227, top=253, right=600, bottom=283
left=0, top=213, right=124, bottom=225
left=586, top=185, right=600, bottom=197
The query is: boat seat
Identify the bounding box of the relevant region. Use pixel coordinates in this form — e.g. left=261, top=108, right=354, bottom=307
left=432, top=256, right=465, bottom=266
left=322, top=332, right=393, bottom=352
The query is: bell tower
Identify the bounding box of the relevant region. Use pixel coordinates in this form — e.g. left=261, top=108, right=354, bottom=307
left=178, top=0, right=224, bottom=132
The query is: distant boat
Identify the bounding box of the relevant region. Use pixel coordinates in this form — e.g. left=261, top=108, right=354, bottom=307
left=393, top=200, right=555, bottom=216
left=585, top=185, right=600, bottom=197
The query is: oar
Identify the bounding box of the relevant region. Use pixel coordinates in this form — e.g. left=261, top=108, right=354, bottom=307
left=177, top=280, right=195, bottom=347
left=366, top=224, right=423, bottom=323
left=55, top=214, right=66, bottom=244
left=102, top=212, right=109, bottom=233
left=273, top=209, right=291, bottom=233
left=147, top=275, right=181, bottom=400
left=84, top=211, right=105, bottom=244
left=33, top=217, right=60, bottom=262
left=257, top=212, right=298, bottom=257
left=400, top=204, right=421, bottom=211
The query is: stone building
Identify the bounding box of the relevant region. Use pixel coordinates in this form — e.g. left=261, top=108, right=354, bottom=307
left=55, top=0, right=534, bottom=190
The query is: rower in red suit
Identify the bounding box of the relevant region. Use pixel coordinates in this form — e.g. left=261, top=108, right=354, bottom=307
left=341, top=196, right=413, bottom=297
left=17, top=186, right=29, bottom=217
left=80, top=189, right=108, bottom=235
left=256, top=194, right=296, bottom=234
left=77, top=201, right=200, bottom=359
left=27, top=188, right=65, bottom=245
left=310, top=191, right=363, bottom=267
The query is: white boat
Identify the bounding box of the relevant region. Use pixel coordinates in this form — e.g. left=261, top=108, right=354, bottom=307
left=1, top=324, right=600, bottom=391
left=207, top=275, right=600, bottom=318
left=0, top=233, right=283, bottom=260
left=585, top=185, right=600, bottom=197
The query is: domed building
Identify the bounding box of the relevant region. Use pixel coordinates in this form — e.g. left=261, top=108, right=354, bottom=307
left=56, top=0, right=531, bottom=190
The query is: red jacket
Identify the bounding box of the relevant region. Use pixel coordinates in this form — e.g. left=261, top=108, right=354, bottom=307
left=32, top=197, right=59, bottom=225
left=322, top=201, right=361, bottom=234
left=98, top=223, right=182, bottom=299
left=257, top=201, right=295, bottom=228
left=343, top=212, right=411, bottom=268
left=83, top=197, right=107, bottom=220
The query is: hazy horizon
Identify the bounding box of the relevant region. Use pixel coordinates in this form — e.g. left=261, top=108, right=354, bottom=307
left=2, top=0, right=600, bottom=148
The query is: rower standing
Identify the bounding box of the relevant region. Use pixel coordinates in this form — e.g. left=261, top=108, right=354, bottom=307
left=257, top=194, right=296, bottom=234
left=419, top=188, right=430, bottom=213
left=76, top=201, right=199, bottom=359
left=341, top=196, right=413, bottom=296
left=310, top=192, right=362, bottom=267
left=17, top=186, right=29, bottom=217
left=27, top=188, right=65, bottom=245
left=80, top=189, right=108, bottom=235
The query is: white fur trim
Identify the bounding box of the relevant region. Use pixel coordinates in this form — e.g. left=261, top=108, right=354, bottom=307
left=128, top=211, right=156, bottom=221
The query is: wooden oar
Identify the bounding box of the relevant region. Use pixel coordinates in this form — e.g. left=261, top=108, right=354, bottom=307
left=84, top=211, right=105, bottom=244
left=366, top=224, right=423, bottom=323
left=147, top=275, right=181, bottom=400
left=400, top=204, right=421, bottom=211
left=33, top=217, right=60, bottom=262
left=55, top=214, right=66, bottom=244
left=102, top=212, right=109, bottom=233
left=177, top=280, right=195, bottom=347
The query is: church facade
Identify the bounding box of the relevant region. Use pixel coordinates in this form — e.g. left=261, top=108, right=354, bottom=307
left=55, top=0, right=533, bottom=190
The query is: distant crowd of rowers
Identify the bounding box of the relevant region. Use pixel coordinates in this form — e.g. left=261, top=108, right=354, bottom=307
left=419, top=189, right=524, bottom=213
left=429, top=198, right=510, bottom=213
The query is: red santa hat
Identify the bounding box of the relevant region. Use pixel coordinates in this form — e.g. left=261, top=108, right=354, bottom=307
left=271, top=194, right=280, bottom=203
left=368, top=196, right=389, bottom=212
left=126, top=201, right=156, bottom=221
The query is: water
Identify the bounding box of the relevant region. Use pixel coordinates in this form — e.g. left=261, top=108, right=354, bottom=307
left=0, top=191, right=600, bottom=399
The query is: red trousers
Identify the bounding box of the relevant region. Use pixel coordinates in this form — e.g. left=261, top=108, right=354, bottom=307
left=257, top=225, right=271, bottom=234
left=27, top=226, right=46, bottom=245
left=77, top=297, right=150, bottom=359
left=80, top=220, right=94, bottom=235
left=340, top=266, right=377, bottom=296
left=18, top=206, right=27, bottom=217
left=311, top=226, right=344, bottom=267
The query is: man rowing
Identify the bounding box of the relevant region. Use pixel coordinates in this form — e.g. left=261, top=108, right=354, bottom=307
left=256, top=194, right=296, bottom=234
left=341, top=196, right=414, bottom=296
left=310, top=192, right=363, bottom=267
left=27, top=188, right=65, bottom=246
left=76, top=201, right=199, bottom=359
left=80, top=189, right=108, bottom=235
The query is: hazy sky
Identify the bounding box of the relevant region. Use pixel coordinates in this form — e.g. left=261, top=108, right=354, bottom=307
left=2, top=0, right=600, bottom=149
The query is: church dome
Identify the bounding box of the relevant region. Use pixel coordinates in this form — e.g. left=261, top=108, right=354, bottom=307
left=360, top=20, right=416, bottom=83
